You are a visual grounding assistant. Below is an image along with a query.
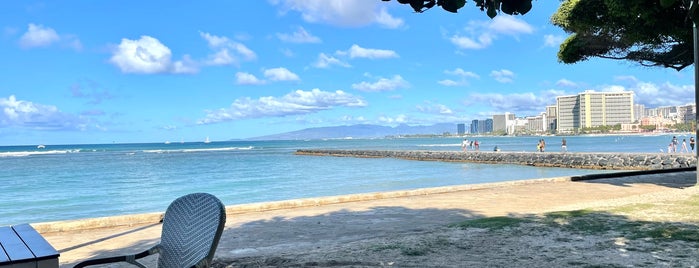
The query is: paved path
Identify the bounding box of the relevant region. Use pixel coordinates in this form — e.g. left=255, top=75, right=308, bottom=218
left=40, top=171, right=697, bottom=267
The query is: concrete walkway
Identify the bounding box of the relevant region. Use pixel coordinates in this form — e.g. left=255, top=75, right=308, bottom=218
left=39, top=170, right=697, bottom=268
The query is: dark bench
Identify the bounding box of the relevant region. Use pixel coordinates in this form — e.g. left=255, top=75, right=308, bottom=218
left=0, top=224, right=59, bottom=268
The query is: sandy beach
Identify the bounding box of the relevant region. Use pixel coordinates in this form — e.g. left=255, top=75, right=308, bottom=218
left=41, top=170, right=699, bottom=267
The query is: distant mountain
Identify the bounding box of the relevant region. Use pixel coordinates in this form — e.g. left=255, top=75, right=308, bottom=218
left=247, top=123, right=458, bottom=140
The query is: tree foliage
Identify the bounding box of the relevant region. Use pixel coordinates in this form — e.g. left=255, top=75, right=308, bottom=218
left=382, top=0, right=533, bottom=18
left=551, top=0, right=694, bottom=71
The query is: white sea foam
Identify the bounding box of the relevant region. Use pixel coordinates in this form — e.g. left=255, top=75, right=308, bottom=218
left=142, top=146, right=254, bottom=154
left=0, top=150, right=76, bottom=157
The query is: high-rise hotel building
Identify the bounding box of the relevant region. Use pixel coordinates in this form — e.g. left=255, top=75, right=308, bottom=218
left=556, top=91, right=634, bottom=133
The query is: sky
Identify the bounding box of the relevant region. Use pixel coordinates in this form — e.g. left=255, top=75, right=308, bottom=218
left=0, top=1, right=695, bottom=146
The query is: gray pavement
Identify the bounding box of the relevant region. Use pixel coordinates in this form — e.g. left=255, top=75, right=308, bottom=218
left=38, top=170, right=697, bottom=267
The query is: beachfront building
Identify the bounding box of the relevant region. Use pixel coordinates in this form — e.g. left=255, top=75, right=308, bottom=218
left=485, top=119, right=493, bottom=133
left=545, top=105, right=557, bottom=133
left=556, top=90, right=634, bottom=133
left=678, top=104, right=696, bottom=124
left=492, top=113, right=516, bottom=135
left=457, top=123, right=466, bottom=135
left=633, top=104, right=645, bottom=122
left=525, top=113, right=547, bottom=134
left=470, top=119, right=479, bottom=134
left=470, top=119, right=493, bottom=134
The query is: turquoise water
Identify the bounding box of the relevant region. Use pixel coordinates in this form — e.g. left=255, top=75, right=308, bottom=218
left=0, top=134, right=691, bottom=225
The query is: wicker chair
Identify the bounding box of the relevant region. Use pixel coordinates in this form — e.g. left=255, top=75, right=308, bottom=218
left=74, top=193, right=226, bottom=268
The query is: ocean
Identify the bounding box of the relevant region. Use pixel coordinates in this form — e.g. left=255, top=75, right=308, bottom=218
left=0, top=133, right=693, bottom=226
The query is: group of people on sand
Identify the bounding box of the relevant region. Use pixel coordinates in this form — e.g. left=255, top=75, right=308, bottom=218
left=667, top=136, right=695, bottom=154
left=461, top=138, right=480, bottom=151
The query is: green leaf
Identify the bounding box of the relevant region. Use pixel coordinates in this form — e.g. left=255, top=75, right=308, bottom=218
left=409, top=0, right=424, bottom=12
left=487, top=5, right=498, bottom=18
left=659, top=0, right=678, bottom=8
left=439, top=0, right=466, bottom=13
left=517, top=0, right=532, bottom=15
left=500, top=1, right=515, bottom=14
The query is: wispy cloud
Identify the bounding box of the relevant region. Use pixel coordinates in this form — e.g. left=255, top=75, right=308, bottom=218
left=19, top=23, right=82, bottom=50
left=449, top=16, right=534, bottom=50
left=490, top=69, right=515, bottom=83
left=352, top=75, right=409, bottom=92
left=313, top=53, right=351, bottom=68
left=235, top=72, right=266, bottom=85
left=276, top=26, right=321, bottom=43
left=197, top=89, right=367, bottom=124
left=270, top=0, right=404, bottom=28
left=543, top=34, right=565, bottom=47
left=264, top=67, right=301, bottom=81
left=200, top=32, right=257, bottom=65
left=555, top=79, right=578, bottom=88
left=439, top=68, right=480, bottom=86
left=337, top=44, right=399, bottom=59
left=0, top=95, right=87, bottom=130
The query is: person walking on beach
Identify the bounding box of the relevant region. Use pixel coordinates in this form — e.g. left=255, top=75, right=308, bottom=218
left=681, top=139, right=689, bottom=153
left=672, top=136, right=679, bottom=153
left=561, top=138, right=567, bottom=153
left=691, top=137, right=695, bottom=153
left=474, top=140, right=480, bottom=151
left=461, top=139, right=469, bottom=152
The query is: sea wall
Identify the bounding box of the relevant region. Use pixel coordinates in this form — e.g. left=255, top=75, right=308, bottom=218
left=295, top=149, right=697, bottom=170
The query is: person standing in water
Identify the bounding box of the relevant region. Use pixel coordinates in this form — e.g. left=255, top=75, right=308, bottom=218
left=690, top=137, right=695, bottom=153
left=561, top=138, right=567, bottom=152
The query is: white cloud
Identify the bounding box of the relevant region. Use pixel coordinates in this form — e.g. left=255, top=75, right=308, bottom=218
left=378, top=114, right=407, bottom=124
left=270, top=0, right=404, bottom=28
left=235, top=72, right=266, bottom=85
left=263, top=67, right=301, bottom=81
left=543, top=34, right=565, bottom=47
left=555, top=79, right=578, bottom=88
left=19, top=23, right=82, bottom=50
left=599, top=80, right=694, bottom=108
left=19, top=23, right=59, bottom=48
left=197, top=89, right=367, bottom=124
left=313, top=53, right=351, bottom=68
left=450, top=33, right=493, bottom=50
left=0, top=95, right=85, bottom=130
left=277, top=26, right=322, bottom=43
left=336, top=44, right=398, bottom=59
left=490, top=69, right=515, bottom=83
left=488, top=16, right=534, bottom=36
left=416, top=102, right=453, bottom=115
left=172, top=55, right=198, bottom=74
left=439, top=68, right=480, bottom=87
left=352, top=75, right=409, bottom=92
left=109, top=36, right=175, bottom=74
left=614, top=75, right=639, bottom=83
left=445, top=68, right=479, bottom=78
left=469, top=92, right=548, bottom=114
left=449, top=16, right=534, bottom=50
left=200, top=32, right=257, bottom=66
left=438, top=79, right=461, bottom=86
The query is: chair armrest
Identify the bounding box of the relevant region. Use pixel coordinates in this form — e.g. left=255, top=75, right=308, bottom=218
left=73, top=245, right=160, bottom=268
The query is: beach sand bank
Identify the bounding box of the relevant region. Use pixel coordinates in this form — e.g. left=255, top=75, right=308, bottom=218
left=41, top=170, right=698, bottom=267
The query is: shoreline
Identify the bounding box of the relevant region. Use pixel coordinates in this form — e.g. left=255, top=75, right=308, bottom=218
left=32, top=167, right=694, bottom=234
left=43, top=169, right=698, bottom=267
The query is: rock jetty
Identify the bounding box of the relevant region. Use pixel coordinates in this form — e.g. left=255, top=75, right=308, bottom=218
left=295, top=149, right=697, bottom=170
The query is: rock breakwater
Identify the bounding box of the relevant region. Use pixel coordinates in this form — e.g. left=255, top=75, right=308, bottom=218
left=295, top=149, right=697, bottom=170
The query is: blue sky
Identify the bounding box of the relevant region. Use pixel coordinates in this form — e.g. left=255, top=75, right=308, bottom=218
left=0, top=1, right=694, bottom=145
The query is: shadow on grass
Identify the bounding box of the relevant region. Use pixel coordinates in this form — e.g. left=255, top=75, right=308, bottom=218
left=210, top=203, right=699, bottom=267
